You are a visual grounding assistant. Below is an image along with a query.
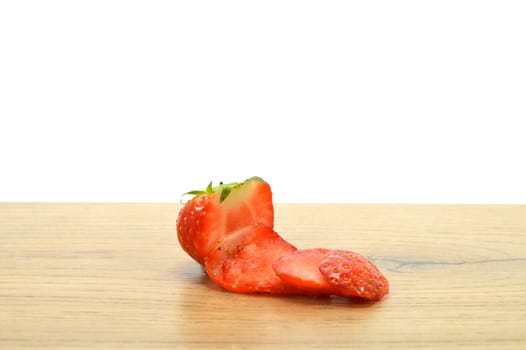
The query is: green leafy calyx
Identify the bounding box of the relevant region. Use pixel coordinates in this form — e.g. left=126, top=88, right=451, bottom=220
left=182, top=176, right=264, bottom=203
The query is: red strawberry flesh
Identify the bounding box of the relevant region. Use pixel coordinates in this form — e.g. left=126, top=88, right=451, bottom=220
left=205, top=224, right=298, bottom=294
left=272, top=248, right=335, bottom=295
left=221, top=227, right=298, bottom=294
left=204, top=224, right=268, bottom=287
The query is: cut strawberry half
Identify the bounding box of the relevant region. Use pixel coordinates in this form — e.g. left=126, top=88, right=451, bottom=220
left=205, top=223, right=298, bottom=294
left=177, top=177, right=274, bottom=265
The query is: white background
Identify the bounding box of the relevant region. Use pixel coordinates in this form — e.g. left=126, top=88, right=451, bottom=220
left=1, top=1, right=525, bottom=203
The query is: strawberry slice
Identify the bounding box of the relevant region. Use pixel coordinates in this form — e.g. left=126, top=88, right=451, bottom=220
left=204, top=224, right=269, bottom=287
left=319, top=250, right=389, bottom=301
left=272, top=248, right=336, bottom=296
left=273, top=248, right=389, bottom=300
left=177, top=177, right=274, bottom=265
left=205, top=223, right=298, bottom=294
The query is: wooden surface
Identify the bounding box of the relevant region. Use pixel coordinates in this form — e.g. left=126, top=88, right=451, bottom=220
left=1, top=203, right=525, bottom=349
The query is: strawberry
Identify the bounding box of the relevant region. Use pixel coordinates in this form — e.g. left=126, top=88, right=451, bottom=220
left=319, top=250, right=389, bottom=300
left=176, top=177, right=274, bottom=265
left=177, top=176, right=390, bottom=301
left=204, top=223, right=267, bottom=287
left=273, top=249, right=389, bottom=300
left=272, top=248, right=336, bottom=296
left=205, top=223, right=298, bottom=294
left=221, top=226, right=299, bottom=294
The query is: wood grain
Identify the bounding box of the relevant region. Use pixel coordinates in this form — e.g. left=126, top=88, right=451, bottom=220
left=1, top=203, right=525, bottom=349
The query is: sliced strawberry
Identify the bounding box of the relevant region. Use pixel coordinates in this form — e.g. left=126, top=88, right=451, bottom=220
left=272, top=248, right=336, bottom=296
left=273, top=248, right=389, bottom=300
left=177, top=177, right=390, bottom=301
left=221, top=227, right=298, bottom=294
left=205, top=224, right=298, bottom=294
left=319, top=250, right=389, bottom=301
left=204, top=224, right=269, bottom=287
left=176, top=177, right=274, bottom=265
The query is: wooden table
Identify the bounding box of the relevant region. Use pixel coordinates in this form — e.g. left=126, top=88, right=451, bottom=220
left=1, top=203, right=525, bottom=349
